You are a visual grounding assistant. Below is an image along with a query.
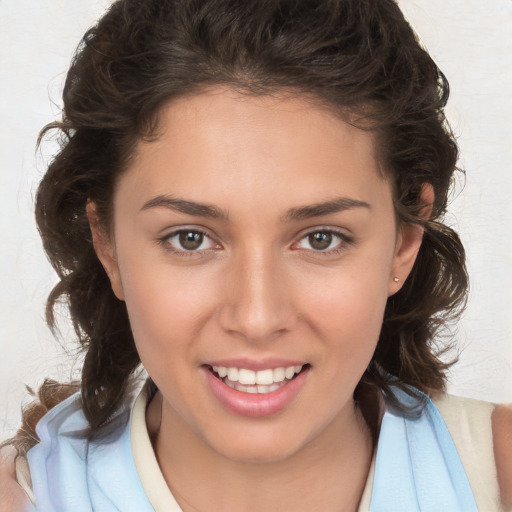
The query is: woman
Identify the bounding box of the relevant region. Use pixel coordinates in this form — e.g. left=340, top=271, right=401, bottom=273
left=1, top=0, right=511, bottom=510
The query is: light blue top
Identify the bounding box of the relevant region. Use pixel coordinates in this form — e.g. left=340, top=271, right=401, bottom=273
left=369, top=388, right=478, bottom=511
left=27, top=386, right=478, bottom=512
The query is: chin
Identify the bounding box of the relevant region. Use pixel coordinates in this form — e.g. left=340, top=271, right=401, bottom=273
left=203, top=422, right=316, bottom=465
left=216, top=440, right=303, bottom=465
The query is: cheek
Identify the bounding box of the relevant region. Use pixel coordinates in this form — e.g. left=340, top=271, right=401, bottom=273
left=301, top=258, right=391, bottom=326
left=296, top=254, right=393, bottom=365
left=308, top=281, right=387, bottom=356
left=117, top=251, right=227, bottom=369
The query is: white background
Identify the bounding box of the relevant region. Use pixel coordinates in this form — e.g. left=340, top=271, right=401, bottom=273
left=1, top=0, right=511, bottom=437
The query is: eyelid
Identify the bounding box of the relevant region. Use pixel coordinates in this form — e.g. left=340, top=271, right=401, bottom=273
left=158, top=226, right=223, bottom=256
left=291, top=227, right=354, bottom=254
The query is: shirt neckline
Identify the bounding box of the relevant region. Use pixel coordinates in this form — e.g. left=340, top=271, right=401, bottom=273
left=130, top=384, right=376, bottom=512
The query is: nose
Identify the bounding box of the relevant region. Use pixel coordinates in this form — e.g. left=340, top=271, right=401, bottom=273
left=217, top=250, right=297, bottom=342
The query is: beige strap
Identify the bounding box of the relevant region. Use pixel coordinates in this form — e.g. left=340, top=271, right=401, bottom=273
left=435, top=394, right=503, bottom=511
left=14, top=454, right=35, bottom=504
left=131, top=386, right=184, bottom=511
left=357, top=452, right=375, bottom=511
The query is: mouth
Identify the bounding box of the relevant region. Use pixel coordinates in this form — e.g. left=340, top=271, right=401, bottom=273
left=206, top=364, right=310, bottom=395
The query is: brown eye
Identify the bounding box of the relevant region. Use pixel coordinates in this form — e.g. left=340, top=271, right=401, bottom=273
left=308, top=232, right=333, bottom=251
left=164, top=229, right=218, bottom=253
left=178, top=231, right=204, bottom=250
left=294, top=230, right=350, bottom=254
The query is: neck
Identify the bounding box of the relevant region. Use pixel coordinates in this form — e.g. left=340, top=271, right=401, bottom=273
left=148, top=392, right=374, bottom=512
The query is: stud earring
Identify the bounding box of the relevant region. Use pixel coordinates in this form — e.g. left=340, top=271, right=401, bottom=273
left=393, top=277, right=400, bottom=283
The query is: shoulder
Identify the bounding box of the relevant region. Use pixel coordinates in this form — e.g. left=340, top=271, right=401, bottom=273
left=0, top=388, right=83, bottom=512
left=434, top=393, right=510, bottom=510
left=492, top=403, right=512, bottom=509
left=0, top=445, right=35, bottom=512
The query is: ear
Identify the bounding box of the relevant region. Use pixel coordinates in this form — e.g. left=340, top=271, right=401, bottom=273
left=388, top=184, right=434, bottom=296
left=86, top=201, right=125, bottom=301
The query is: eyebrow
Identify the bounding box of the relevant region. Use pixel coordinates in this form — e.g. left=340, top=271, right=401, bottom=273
left=140, top=195, right=229, bottom=220
left=282, top=197, right=371, bottom=221
left=140, top=195, right=370, bottom=222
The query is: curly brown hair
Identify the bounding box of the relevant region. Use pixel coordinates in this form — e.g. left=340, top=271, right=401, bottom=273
left=17, top=0, right=467, bottom=448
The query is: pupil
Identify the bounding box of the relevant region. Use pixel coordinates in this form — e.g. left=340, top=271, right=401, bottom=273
left=309, top=232, right=332, bottom=250
left=179, top=231, right=203, bottom=250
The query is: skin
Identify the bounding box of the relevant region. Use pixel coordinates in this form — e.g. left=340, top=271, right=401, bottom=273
left=0, top=87, right=510, bottom=510
left=0, top=445, right=35, bottom=512
left=90, top=87, right=425, bottom=511
left=493, top=405, right=512, bottom=508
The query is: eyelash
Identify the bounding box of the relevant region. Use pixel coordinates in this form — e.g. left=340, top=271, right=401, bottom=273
left=158, top=228, right=220, bottom=257
left=158, top=228, right=354, bottom=257
left=293, top=228, right=354, bottom=256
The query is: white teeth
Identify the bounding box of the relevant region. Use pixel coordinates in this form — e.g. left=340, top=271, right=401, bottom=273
left=284, top=366, right=296, bottom=379
left=256, top=369, right=274, bottom=385
left=211, top=364, right=304, bottom=393
left=238, top=369, right=256, bottom=385
left=227, top=367, right=239, bottom=381
left=273, top=367, right=285, bottom=382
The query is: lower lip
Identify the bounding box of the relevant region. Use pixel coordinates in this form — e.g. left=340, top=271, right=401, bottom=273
left=203, top=366, right=309, bottom=417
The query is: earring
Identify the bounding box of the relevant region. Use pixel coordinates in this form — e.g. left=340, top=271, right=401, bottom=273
left=393, top=277, right=400, bottom=283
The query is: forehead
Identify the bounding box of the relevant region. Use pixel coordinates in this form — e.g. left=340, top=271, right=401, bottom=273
left=117, top=87, right=393, bottom=216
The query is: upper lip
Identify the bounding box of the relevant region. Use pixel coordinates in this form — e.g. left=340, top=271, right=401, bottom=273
left=204, top=358, right=308, bottom=371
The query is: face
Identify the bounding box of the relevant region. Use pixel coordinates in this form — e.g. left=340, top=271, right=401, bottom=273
left=92, top=87, right=422, bottom=464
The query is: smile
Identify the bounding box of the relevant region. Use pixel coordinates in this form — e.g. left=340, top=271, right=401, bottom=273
left=210, top=365, right=305, bottom=394
left=204, top=363, right=310, bottom=417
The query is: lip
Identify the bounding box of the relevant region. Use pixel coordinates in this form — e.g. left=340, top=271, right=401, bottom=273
left=203, top=364, right=309, bottom=417
left=204, top=358, right=307, bottom=371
